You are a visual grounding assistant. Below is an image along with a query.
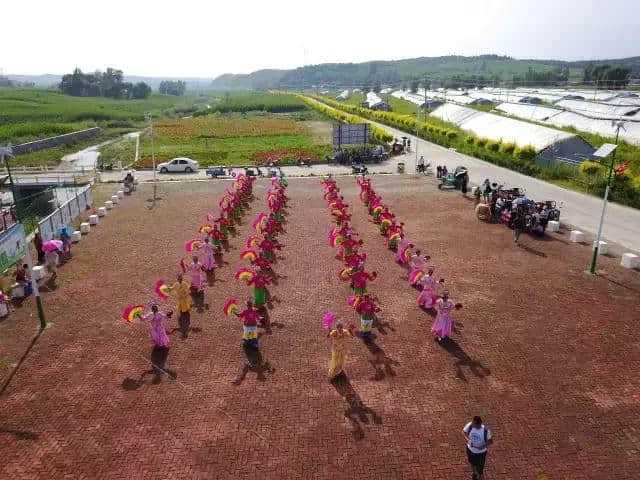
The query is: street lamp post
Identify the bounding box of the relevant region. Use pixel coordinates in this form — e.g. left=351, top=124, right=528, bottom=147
left=145, top=113, right=157, bottom=201
left=0, top=146, right=46, bottom=330
left=589, top=127, right=623, bottom=274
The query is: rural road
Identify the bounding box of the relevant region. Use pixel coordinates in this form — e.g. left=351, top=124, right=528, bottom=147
left=363, top=115, right=640, bottom=253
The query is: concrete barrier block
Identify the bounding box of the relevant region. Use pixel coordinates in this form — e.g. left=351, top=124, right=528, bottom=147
left=89, top=214, right=99, bottom=224
left=547, top=220, right=560, bottom=232
left=117, top=190, right=124, bottom=198
left=11, top=283, right=25, bottom=298
left=105, top=201, right=113, bottom=210
left=111, top=195, right=119, bottom=204
left=621, top=253, right=639, bottom=269
left=570, top=230, right=584, bottom=243
left=98, top=207, right=107, bottom=217
left=80, top=222, right=90, bottom=234
left=592, top=240, right=608, bottom=255
left=72, top=231, right=82, bottom=243
left=32, top=265, right=46, bottom=280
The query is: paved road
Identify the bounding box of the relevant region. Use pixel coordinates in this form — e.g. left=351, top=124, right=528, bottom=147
left=369, top=118, right=640, bottom=253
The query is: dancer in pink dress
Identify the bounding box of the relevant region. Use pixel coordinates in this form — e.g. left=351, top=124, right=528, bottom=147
left=395, top=236, right=414, bottom=266
left=188, top=255, right=205, bottom=293
left=408, top=250, right=430, bottom=286
left=140, top=304, right=171, bottom=348
left=199, top=237, right=216, bottom=273
left=431, top=290, right=462, bottom=342
left=418, top=267, right=442, bottom=309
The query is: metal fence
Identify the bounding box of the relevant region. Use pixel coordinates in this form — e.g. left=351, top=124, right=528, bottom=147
left=37, top=186, right=93, bottom=242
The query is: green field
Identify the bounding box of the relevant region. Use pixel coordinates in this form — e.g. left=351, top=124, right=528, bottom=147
left=0, top=88, right=333, bottom=167
left=99, top=112, right=333, bottom=168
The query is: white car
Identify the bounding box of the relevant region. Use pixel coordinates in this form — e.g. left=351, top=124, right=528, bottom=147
left=157, top=157, right=199, bottom=173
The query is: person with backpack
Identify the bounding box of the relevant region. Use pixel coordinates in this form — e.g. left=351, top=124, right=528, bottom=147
left=463, top=416, right=493, bottom=480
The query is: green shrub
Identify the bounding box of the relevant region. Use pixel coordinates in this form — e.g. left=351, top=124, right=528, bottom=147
left=515, top=145, right=536, bottom=161
left=476, top=137, right=488, bottom=148
left=580, top=160, right=605, bottom=176
left=487, top=140, right=501, bottom=152
left=446, top=130, right=458, bottom=140
left=465, top=136, right=475, bottom=145
left=500, top=142, right=516, bottom=154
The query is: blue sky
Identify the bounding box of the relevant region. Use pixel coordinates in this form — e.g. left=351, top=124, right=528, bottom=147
left=2, top=0, right=638, bottom=77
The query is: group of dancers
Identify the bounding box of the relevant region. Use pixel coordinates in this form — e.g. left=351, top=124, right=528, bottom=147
left=356, top=175, right=462, bottom=342
left=224, top=176, right=289, bottom=351
left=321, top=175, right=380, bottom=380
left=122, top=174, right=256, bottom=377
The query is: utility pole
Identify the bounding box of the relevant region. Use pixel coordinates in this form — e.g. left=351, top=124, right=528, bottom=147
left=589, top=124, right=623, bottom=274
left=0, top=146, right=46, bottom=330
left=145, top=113, right=157, bottom=201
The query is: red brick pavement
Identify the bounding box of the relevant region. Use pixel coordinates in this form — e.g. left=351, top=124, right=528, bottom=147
left=0, top=177, right=639, bottom=479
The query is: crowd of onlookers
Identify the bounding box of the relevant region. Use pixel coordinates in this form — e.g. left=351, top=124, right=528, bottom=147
left=0, top=229, right=71, bottom=318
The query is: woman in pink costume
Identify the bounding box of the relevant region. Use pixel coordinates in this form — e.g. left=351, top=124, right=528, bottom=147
left=188, top=255, right=205, bottom=293
left=408, top=250, right=430, bottom=286
left=395, top=236, right=414, bottom=266
left=199, top=237, right=216, bottom=273
left=140, top=304, right=171, bottom=348
left=418, top=267, right=442, bottom=309
left=431, top=290, right=462, bottom=342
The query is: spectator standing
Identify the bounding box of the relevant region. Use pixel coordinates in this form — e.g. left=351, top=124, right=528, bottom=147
left=463, top=416, right=493, bottom=480
left=33, top=232, right=45, bottom=265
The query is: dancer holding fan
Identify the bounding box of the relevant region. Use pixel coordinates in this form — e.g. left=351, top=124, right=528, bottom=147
left=324, top=313, right=352, bottom=381
left=431, top=290, right=463, bottom=342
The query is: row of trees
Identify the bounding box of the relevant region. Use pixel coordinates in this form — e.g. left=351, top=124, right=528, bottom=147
left=59, top=68, right=152, bottom=99
left=583, top=64, right=631, bottom=88
left=512, top=67, right=570, bottom=87
left=159, top=80, right=186, bottom=96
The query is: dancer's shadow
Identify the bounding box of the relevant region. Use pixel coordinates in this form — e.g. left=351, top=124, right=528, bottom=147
left=122, top=346, right=177, bottom=389
left=168, top=312, right=202, bottom=339
left=222, top=240, right=231, bottom=252
left=517, top=243, right=547, bottom=258
left=364, top=339, right=399, bottom=381
left=232, top=346, right=275, bottom=385
left=214, top=255, right=227, bottom=268
left=0, top=428, right=39, bottom=441
left=206, top=270, right=217, bottom=286
left=191, top=292, right=209, bottom=313
left=373, top=316, right=395, bottom=336
left=420, top=305, right=437, bottom=318
left=331, top=374, right=382, bottom=440
left=437, top=339, right=491, bottom=382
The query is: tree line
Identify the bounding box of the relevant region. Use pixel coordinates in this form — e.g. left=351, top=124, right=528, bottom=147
left=59, top=68, right=152, bottom=99
left=58, top=69, right=189, bottom=99
left=583, top=64, right=631, bottom=88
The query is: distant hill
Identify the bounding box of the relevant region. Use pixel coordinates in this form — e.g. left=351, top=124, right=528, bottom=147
left=211, top=54, right=640, bottom=89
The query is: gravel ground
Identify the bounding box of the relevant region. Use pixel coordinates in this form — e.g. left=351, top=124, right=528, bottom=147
left=0, top=176, right=639, bottom=479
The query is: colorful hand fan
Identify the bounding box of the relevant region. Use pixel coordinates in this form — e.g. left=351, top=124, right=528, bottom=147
left=331, top=235, right=345, bottom=248
left=323, top=312, right=336, bottom=332
left=234, top=267, right=255, bottom=282
left=409, top=270, right=424, bottom=284
left=347, top=295, right=362, bottom=309
left=373, top=205, right=383, bottom=214
left=122, top=305, right=145, bottom=324
left=246, top=236, right=261, bottom=248
left=206, top=212, right=215, bottom=221
left=223, top=298, right=239, bottom=316
left=155, top=280, right=170, bottom=300
left=199, top=224, right=213, bottom=234
left=339, top=267, right=352, bottom=280
left=241, top=249, right=257, bottom=262
left=252, top=213, right=267, bottom=231
left=184, top=239, right=202, bottom=252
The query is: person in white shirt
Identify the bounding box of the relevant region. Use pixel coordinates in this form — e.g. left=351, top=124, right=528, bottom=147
left=417, top=155, right=425, bottom=173
left=463, top=416, right=493, bottom=480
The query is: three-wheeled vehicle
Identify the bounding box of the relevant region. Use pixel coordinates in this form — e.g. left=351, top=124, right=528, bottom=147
left=438, top=166, right=469, bottom=190
left=205, top=166, right=230, bottom=178
left=352, top=164, right=368, bottom=175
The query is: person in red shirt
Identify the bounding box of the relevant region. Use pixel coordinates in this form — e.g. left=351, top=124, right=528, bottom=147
left=251, top=255, right=272, bottom=274
left=339, top=235, right=361, bottom=259
left=235, top=300, right=262, bottom=349
left=247, top=271, right=271, bottom=311
left=349, top=268, right=377, bottom=295
left=259, top=237, right=281, bottom=262
left=344, top=251, right=367, bottom=270
left=355, top=294, right=380, bottom=340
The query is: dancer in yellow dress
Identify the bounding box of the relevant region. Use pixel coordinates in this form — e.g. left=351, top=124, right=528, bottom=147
left=327, top=320, right=351, bottom=380
left=169, top=273, right=192, bottom=338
